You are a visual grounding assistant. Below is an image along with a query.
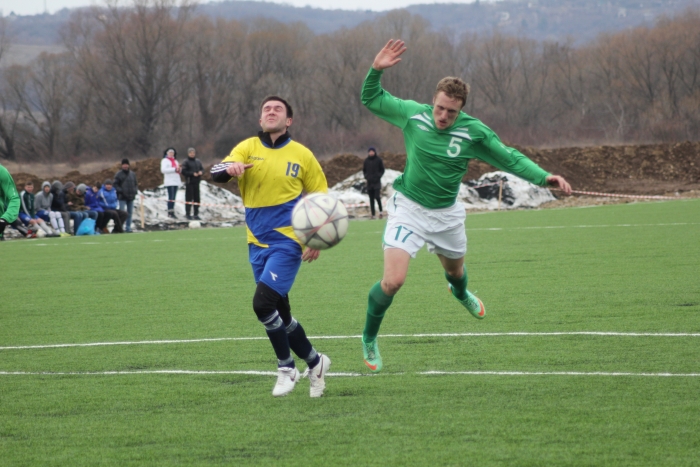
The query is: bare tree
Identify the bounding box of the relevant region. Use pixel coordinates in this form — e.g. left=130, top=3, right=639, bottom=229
left=0, top=17, right=19, bottom=161
left=63, top=0, right=194, bottom=156
left=182, top=18, right=247, bottom=139
left=8, top=53, right=75, bottom=162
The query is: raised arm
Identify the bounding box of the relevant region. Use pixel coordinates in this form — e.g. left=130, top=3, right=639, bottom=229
left=362, top=40, right=419, bottom=129
left=372, top=39, right=407, bottom=71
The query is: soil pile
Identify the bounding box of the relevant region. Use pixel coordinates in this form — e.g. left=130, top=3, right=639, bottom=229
left=11, top=158, right=165, bottom=193
left=9, top=141, right=699, bottom=197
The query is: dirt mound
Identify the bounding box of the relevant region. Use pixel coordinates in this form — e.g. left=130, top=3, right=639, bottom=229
left=12, top=158, right=172, bottom=192
left=513, top=141, right=700, bottom=195
left=8, top=141, right=700, bottom=197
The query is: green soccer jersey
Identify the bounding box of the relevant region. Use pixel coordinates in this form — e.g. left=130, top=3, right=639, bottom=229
left=361, top=68, right=551, bottom=209
left=0, top=164, right=20, bottom=223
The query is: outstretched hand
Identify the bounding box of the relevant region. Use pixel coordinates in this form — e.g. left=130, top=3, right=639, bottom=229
left=302, top=247, right=320, bottom=263
left=225, top=162, right=254, bottom=178
left=372, top=39, right=407, bottom=71
left=546, top=175, right=572, bottom=195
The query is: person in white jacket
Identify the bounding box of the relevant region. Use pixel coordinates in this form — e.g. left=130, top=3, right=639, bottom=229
left=161, top=147, right=181, bottom=218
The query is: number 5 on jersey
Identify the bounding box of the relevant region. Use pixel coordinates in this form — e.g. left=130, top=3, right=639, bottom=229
left=447, top=137, right=462, bottom=158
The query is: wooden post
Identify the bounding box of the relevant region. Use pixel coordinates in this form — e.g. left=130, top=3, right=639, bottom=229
left=498, top=180, right=503, bottom=211
left=140, top=193, right=145, bottom=229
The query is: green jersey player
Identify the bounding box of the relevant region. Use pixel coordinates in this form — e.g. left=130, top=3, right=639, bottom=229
left=360, top=39, right=572, bottom=372
left=0, top=164, right=20, bottom=241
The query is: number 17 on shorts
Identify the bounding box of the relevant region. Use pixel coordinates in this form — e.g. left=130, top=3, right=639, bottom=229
left=383, top=220, right=425, bottom=258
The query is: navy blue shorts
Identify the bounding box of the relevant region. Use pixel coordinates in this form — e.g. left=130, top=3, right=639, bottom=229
left=18, top=213, right=35, bottom=225
left=249, top=243, right=302, bottom=296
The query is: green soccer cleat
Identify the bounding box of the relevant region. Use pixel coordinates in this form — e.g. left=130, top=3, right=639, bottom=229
left=362, top=338, right=383, bottom=373
left=448, top=284, right=486, bottom=319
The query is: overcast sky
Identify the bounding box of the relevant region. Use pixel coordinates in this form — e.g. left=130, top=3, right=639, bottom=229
left=2, top=0, right=480, bottom=17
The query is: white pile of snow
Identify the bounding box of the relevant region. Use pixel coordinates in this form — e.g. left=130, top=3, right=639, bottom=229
left=460, top=171, right=556, bottom=210
left=129, top=170, right=555, bottom=229
left=135, top=181, right=245, bottom=226
left=329, top=169, right=404, bottom=207
left=329, top=169, right=555, bottom=213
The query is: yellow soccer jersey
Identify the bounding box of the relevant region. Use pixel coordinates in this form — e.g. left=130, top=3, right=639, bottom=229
left=219, top=135, right=328, bottom=247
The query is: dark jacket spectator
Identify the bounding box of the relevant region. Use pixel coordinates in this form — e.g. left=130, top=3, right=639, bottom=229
left=50, top=180, right=72, bottom=232
left=50, top=181, right=69, bottom=211
left=181, top=147, right=204, bottom=219
left=181, top=153, right=204, bottom=185
left=114, top=161, right=139, bottom=201
left=363, top=148, right=385, bottom=188
left=363, top=147, right=385, bottom=219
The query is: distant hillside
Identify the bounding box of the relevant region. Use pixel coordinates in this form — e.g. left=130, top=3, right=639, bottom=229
left=4, top=0, right=700, bottom=47
left=404, top=0, right=700, bottom=44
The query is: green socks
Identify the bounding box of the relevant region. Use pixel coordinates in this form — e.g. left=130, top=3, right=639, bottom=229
left=446, top=265, right=468, bottom=300
left=363, top=281, right=394, bottom=342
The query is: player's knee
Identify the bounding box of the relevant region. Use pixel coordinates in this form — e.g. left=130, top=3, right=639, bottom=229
left=252, top=282, right=281, bottom=321
left=382, top=277, right=404, bottom=295
left=445, top=265, right=463, bottom=278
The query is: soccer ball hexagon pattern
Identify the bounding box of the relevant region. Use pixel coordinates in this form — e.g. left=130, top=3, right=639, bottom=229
left=291, top=193, right=348, bottom=250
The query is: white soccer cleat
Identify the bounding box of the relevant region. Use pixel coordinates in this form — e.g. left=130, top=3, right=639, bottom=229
left=272, top=367, right=300, bottom=397
left=304, top=354, right=331, bottom=398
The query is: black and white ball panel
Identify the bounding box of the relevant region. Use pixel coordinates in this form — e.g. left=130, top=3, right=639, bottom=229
left=291, top=193, right=349, bottom=250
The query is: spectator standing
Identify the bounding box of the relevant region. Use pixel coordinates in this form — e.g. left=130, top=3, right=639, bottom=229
left=0, top=164, right=20, bottom=241
left=19, top=181, right=57, bottom=237
left=181, top=147, right=204, bottom=220
left=363, top=147, right=385, bottom=219
left=35, top=181, right=68, bottom=235
left=98, top=180, right=127, bottom=233
left=114, top=158, right=138, bottom=232
left=161, top=148, right=181, bottom=218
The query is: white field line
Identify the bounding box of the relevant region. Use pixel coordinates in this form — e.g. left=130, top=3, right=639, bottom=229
left=1, top=370, right=698, bottom=378
left=421, top=371, right=700, bottom=377
left=467, top=222, right=700, bottom=232
left=0, top=370, right=364, bottom=377
left=2, top=332, right=700, bottom=351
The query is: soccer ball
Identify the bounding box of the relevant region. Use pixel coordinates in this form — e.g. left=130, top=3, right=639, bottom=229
left=188, top=220, right=202, bottom=229
left=291, top=193, right=348, bottom=250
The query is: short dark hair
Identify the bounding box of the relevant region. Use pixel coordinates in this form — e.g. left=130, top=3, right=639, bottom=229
left=434, top=77, right=470, bottom=108
left=260, top=96, right=293, bottom=118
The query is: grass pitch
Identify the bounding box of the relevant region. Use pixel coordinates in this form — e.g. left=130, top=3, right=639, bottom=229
left=1, top=199, right=699, bottom=466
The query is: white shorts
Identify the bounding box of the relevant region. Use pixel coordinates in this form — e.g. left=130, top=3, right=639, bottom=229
left=382, top=192, right=467, bottom=259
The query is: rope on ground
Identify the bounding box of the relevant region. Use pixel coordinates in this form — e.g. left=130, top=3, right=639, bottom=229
left=140, top=183, right=683, bottom=214
left=552, top=189, right=679, bottom=200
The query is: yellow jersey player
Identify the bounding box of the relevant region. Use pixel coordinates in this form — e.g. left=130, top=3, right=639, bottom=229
left=210, top=96, right=331, bottom=397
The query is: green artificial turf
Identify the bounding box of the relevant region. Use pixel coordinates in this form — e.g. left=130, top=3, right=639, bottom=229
left=1, top=199, right=699, bottom=466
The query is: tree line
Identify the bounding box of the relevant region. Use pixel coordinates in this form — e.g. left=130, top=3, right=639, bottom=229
left=0, top=0, right=699, bottom=163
